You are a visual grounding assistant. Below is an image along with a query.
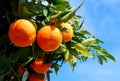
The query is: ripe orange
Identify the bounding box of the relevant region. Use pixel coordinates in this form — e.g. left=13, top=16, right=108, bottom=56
left=28, top=73, right=46, bottom=81
left=31, top=58, right=50, bottom=73
left=8, top=19, right=36, bottom=47
left=61, top=23, right=73, bottom=42
left=36, top=26, right=62, bottom=52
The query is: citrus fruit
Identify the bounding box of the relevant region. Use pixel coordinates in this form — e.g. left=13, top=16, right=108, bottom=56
left=8, top=19, right=36, bottom=47
left=28, top=73, right=46, bottom=81
left=31, top=58, right=50, bottom=73
left=61, top=23, right=73, bottom=42
left=36, top=26, right=62, bottom=52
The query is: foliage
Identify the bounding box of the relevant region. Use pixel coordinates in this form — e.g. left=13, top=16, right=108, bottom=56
left=0, top=0, right=115, bottom=81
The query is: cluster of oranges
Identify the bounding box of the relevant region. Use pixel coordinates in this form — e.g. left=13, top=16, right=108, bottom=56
left=8, top=19, right=73, bottom=81
left=8, top=19, right=73, bottom=51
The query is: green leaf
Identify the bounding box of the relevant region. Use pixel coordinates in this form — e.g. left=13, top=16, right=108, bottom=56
left=98, top=55, right=107, bottom=63
left=54, top=44, right=67, bottom=54
left=79, top=30, right=91, bottom=35
left=43, top=9, right=48, bottom=16
left=34, top=42, right=46, bottom=59
left=105, top=54, right=116, bottom=62
left=19, top=0, right=27, bottom=4
left=69, top=54, right=77, bottom=70
left=60, top=2, right=84, bottom=23
left=52, top=0, right=66, bottom=5
left=50, top=11, right=62, bottom=19
left=82, top=38, right=96, bottom=46
left=74, top=43, right=93, bottom=58
left=80, top=56, right=88, bottom=62
left=97, top=56, right=103, bottom=65
left=64, top=50, right=69, bottom=61
left=26, top=2, right=43, bottom=15
left=0, top=57, right=11, bottom=75
left=36, top=73, right=45, bottom=80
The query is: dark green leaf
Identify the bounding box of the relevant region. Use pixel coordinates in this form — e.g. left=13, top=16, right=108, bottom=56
left=105, top=54, right=116, bottom=62
left=64, top=50, right=69, bottom=61
left=54, top=44, right=67, bottom=54
left=80, top=56, right=88, bottom=62
left=34, top=42, right=46, bottom=59
left=99, top=55, right=107, bottom=63
left=18, top=47, right=32, bottom=61
left=82, top=38, right=96, bottom=46
left=36, top=73, right=45, bottom=80
left=79, top=30, right=91, bottom=35
left=0, top=57, right=11, bottom=74
left=97, top=56, right=103, bottom=65
left=46, top=70, right=53, bottom=81
left=18, top=3, right=33, bottom=18
left=10, top=51, right=19, bottom=63
left=52, top=64, right=59, bottom=75
left=60, top=3, right=83, bottom=23
left=69, top=54, right=77, bottom=70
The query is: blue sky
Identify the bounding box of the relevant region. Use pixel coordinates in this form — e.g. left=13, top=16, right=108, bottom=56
left=50, top=0, right=120, bottom=81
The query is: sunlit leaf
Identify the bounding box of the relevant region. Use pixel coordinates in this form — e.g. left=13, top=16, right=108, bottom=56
left=97, top=56, right=103, bottom=65
left=82, top=38, right=96, bottom=46
left=46, top=70, right=53, bottom=81
left=0, top=34, right=10, bottom=46
left=18, top=3, right=33, bottom=18
left=98, top=55, right=107, bottom=63
left=74, top=43, right=93, bottom=58
left=52, top=63, right=59, bottom=75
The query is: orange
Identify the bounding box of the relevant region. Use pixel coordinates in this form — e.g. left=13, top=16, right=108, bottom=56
left=28, top=73, right=46, bottom=81
left=8, top=19, right=36, bottom=47
left=31, top=58, right=50, bottom=73
left=61, top=23, right=73, bottom=42
left=36, top=26, right=62, bottom=52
